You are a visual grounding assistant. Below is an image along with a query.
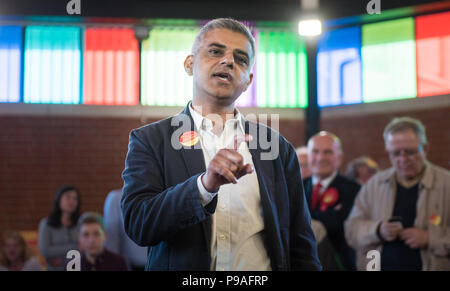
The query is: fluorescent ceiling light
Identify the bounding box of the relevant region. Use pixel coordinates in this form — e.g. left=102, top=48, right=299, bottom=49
left=298, top=19, right=322, bottom=36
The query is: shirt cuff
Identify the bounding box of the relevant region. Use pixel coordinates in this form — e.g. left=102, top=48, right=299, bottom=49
left=197, top=173, right=219, bottom=207
left=376, top=221, right=385, bottom=243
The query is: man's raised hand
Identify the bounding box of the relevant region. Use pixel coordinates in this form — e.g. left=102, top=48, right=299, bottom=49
left=201, top=134, right=254, bottom=192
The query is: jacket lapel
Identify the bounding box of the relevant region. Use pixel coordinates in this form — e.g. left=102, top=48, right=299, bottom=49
left=303, top=177, right=313, bottom=206
left=327, top=174, right=341, bottom=198
left=244, top=120, right=284, bottom=270
left=172, top=103, right=206, bottom=177
left=171, top=103, right=212, bottom=262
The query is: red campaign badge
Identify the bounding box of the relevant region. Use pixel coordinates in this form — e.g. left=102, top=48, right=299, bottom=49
left=429, top=213, right=441, bottom=226
left=319, top=187, right=339, bottom=212
left=179, top=131, right=199, bottom=147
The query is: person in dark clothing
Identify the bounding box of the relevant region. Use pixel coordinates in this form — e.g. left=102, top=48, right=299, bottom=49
left=380, top=183, right=422, bottom=270
left=303, top=131, right=360, bottom=270
left=121, top=18, right=321, bottom=271
left=77, top=213, right=128, bottom=271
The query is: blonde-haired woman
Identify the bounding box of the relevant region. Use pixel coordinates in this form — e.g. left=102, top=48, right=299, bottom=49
left=0, top=231, right=43, bottom=271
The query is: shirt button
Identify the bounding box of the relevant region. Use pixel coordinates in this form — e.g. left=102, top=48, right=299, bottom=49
left=219, top=234, right=226, bottom=240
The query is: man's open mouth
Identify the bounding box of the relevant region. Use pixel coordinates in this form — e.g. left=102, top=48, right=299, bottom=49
left=212, top=72, right=232, bottom=82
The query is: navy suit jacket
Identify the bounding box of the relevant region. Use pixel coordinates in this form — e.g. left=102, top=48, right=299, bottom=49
left=121, top=104, right=321, bottom=271
left=303, top=174, right=360, bottom=270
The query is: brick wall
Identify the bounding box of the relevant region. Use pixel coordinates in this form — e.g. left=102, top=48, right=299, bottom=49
left=0, top=116, right=141, bottom=232
left=0, top=105, right=449, bottom=232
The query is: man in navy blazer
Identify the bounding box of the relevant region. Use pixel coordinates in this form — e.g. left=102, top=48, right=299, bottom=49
left=303, top=132, right=360, bottom=270
left=121, top=18, right=321, bottom=271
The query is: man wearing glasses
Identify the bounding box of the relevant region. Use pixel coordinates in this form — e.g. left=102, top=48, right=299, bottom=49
left=345, top=117, right=450, bottom=271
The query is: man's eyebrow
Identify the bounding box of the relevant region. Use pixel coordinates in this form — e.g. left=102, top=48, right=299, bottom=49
left=207, top=42, right=226, bottom=49
left=235, top=49, right=250, bottom=60
left=207, top=43, right=250, bottom=59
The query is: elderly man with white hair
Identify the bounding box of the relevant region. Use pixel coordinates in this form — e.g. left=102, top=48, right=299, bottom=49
left=303, top=131, right=361, bottom=270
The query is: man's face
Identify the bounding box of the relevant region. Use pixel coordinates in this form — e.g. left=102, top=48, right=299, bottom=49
left=385, top=130, right=426, bottom=180
left=78, top=223, right=105, bottom=258
left=185, top=28, right=253, bottom=105
left=308, top=135, right=342, bottom=180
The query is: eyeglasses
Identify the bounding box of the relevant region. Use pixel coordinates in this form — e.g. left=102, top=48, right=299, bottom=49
left=388, top=145, right=423, bottom=158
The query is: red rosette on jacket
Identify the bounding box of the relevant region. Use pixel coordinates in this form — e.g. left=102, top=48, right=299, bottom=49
left=429, top=213, right=441, bottom=226
left=319, top=187, right=339, bottom=212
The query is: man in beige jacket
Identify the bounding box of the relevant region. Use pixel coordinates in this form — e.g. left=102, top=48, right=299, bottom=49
left=345, top=117, right=450, bottom=271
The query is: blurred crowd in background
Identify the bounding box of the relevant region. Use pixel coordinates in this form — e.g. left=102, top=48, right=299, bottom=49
left=0, top=116, right=449, bottom=271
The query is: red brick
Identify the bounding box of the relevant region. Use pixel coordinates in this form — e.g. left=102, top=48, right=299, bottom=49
left=1, top=107, right=449, bottom=231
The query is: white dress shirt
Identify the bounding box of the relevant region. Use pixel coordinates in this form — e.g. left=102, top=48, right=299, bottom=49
left=312, top=171, right=338, bottom=194
left=189, top=103, right=271, bottom=271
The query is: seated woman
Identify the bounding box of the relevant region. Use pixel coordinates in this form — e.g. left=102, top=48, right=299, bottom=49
left=0, top=231, right=43, bottom=271
left=38, top=185, right=81, bottom=271
left=345, top=156, right=379, bottom=185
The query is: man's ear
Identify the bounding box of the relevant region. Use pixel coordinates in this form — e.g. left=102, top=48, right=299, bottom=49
left=184, top=55, right=194, bottom=76
left=243, top=72, right=253, bottom=91
left=337, top=152, right=343, bottom=169
left=422, top=143, right=429, bottom=155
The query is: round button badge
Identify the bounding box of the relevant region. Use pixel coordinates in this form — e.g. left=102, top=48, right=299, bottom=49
left=179, top=131, right=200, bottom=147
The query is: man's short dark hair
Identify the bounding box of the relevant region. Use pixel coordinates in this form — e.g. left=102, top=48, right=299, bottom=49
left=192, top=18, right=255, bottom=63
left=78, top=212, right=105, bottom=232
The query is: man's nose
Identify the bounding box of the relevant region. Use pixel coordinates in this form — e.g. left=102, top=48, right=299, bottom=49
left=315, top=152, right=325, bottom=160
left=220, top=52, right=234, bottom=68
left=397, top=153, right=409, bottom=163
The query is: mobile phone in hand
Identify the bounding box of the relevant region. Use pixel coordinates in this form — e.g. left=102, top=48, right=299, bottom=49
left=389, top=216, right=403, bottom=228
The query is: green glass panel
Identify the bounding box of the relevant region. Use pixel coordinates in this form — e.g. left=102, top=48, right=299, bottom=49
left=24, top=26, right=81, bottom=104
left=256, top=29, right=307, bottom=108
left=141, top=27, right=198, bottom=106
left=362, top=18, right=416, bottom=102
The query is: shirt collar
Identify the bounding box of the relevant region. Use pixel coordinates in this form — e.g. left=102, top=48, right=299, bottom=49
left=312, top=170, right=338, bottom=191
left=420, top=162, right=433, bottom=189
left=189, top=101, right=206, bottom=132
left=383, top=162, right=432, bottom=189
left=188, top=101, right=245, bottom=134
